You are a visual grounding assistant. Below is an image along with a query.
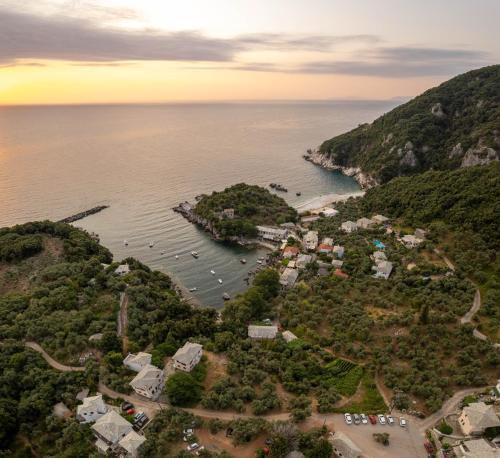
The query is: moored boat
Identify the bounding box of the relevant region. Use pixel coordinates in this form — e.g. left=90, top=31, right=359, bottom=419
left=223, top=292, right=231, bottom=300
left=191, top=251, right=199, bottom=258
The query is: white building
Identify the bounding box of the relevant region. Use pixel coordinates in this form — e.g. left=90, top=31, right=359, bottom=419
left=458, top=402, right=500, bottom=436
left=454, top=438, right=500, bottom=458
left=280, top=268, right=299, bottom=288
left=173, top=342, right=203, bottom=373
left=303, top=231, right=319, bottom=251
left=282, top=330, right=298, bottom=343
left=118, top=430, right=146, bottom=458
left=91, top=410, right=133, bottom=455
left=77, top=393, right=108, bottom=423
left=256, top=225, right=288, bottom=242
left=296, top=254, right=313, bottom=269
left=333, top=245, right=344, bottom=259
left=372, top=261, right=393, bottom=279
left=115, top=264, right=130, bottom=276
left=311, top=207, right=338, bottom=217
left=248, top=325, right=278, bottom=339
left=356, top=217, right=375, bottom=229
left=372, top=214, right=390, bottom=225
left=123, top=352, right=152, bottom=372
left=322, top=237, right=334, bottom=246
left=341, top=221, right=357, bottom=233
left=331, top=259, right=344, bottom=268
left=130, top=364, right=165, bottom=400
left=372, top=251, right=387, bottom=262
left=401, top=234, right=423, bottom=248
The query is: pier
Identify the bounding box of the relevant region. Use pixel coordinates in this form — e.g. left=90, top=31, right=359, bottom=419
left=58, top=205, right=109, bottom=223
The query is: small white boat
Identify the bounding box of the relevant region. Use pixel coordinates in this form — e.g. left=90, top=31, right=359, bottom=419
left=223, top=292, right=231, bottom=300
left=175, top=255, right=179, bottom=259
left=210, top=270, right=215, bottom=275
left=240, top=258, right=247, bottom=264
left=191, top=251, right=199, bottom=258
left=256, top=260, right=263, bottom=265
left=149, top=241, right=155, bottom=248
left=218, top=279, right=223, bottom=284
left=123, top=240, right=128, bottom=246
left=189, top=287, right=197, bottom=292
left=160, top=250, right=166, bottom=255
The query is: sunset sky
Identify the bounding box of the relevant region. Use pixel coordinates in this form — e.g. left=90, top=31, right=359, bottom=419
left=1, top=0, right=499, bottom=105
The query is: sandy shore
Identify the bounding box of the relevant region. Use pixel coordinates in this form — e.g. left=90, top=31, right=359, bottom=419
left=295, top=191, right=365, bottom=213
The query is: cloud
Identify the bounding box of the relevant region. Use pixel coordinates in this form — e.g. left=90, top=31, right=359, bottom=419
left=295, top=47, right=489, bottom=77
left=0, top=6, right=381, bottom=67
left=0, top=8, right=240, bottom=65
left=236, top=33, right=379, bottom=51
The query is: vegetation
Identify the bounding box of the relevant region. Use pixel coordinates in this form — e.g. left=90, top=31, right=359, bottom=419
left=194, top=183, right=297, bottom=239
left=373, top=432, right=390, bottom=446
left=165, top=372, right=203, bottom=407
left=318, top=65, right=499, bottom=183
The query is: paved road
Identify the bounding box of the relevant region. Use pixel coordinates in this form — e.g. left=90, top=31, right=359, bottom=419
left=118, top=292, right=129, bottom=354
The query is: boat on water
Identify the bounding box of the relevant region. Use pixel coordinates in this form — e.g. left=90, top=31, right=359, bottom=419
left=218, top=279, right=223, bottom=284
left=160, top=250, right=166, bottom=255
left=175, top=255, right=179, bottom=259
left=223, top=293, right=231, bottom=300
left=296, top=192, right=301, bottom=196
left=256, top=260, right=263, bottom=265
left=240, top=258, right=247, bottom=264
left=149, top=241, right=155, bottom=248
left=123, top=240, right=128, bottom=246
left=191, top=251, right=199, bottom=258
left=210, top=270, right=215, bottom=275
left=189, top=287, right=197, bottom=292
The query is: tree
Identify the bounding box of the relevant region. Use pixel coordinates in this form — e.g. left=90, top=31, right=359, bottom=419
left=165, top=372, right=202, bottom=406
left=373, top=433, right=390, bottom=446
left=305, top=438, right=333, bottom=458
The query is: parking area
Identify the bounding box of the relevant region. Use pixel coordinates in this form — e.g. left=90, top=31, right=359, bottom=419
left=305, top=414, right=428, bottom=458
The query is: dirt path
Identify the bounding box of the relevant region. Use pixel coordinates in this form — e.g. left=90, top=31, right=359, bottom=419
left=118, top=292, right=129, bottom=354
left=25, top=341, right=85, bottom=372
left=461, top=289, right=481, bottom=324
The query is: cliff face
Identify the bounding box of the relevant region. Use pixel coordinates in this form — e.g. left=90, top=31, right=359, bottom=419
left=309, top=65, right=500, bottom=185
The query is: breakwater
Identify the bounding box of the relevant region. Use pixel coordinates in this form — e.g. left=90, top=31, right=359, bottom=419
left=58, top=205, right=109, bottom=224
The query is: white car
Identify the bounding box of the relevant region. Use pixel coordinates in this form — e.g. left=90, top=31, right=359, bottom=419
left=377, top=414, right=386, bottom=425
left=187, top=443, right=200, bottom=451
left=344, top=413, right=353, bottom=425
left=360, top=414, right=368, bottom=424
left=400, top=417, right=407, bottom=427
left=195, top=447, right=205, bottom=456
left=387, top=415, right=395, bottom=425
left=183, top=428, right=194, bottom=435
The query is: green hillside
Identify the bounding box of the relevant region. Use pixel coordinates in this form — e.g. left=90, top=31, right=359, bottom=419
left=194, top=183, right=298, bottom=239
left=317, top=65, right=500, bottom=183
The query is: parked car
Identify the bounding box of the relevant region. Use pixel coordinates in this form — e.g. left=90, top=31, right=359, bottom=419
left=353, top=414, right=361, bottom=425
left=126, top=408, right=135, bottom=415
left=377, top=414, right=386, bottom=425
left=344, top=413, right=353, bottom=425
left=368, top=415, right=377, bottom=425
left=424, top=442, right=435, bottom=454
left=360, top=414, right=368, bottom=425
left=400, top=417, right=407, bottom=427
left=187, top=443, right=200, bottom=451
left=265, top=438, right=273, bottom=446
left=121, top=402, right=133, bottom=412
left=195, top=446, right=205, bottom=456
left=183, top=428, right=194, bottom=436
left=387, top=415, right=395, bottom=425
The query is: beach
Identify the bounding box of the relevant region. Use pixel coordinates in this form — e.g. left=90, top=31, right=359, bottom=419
left=295, top=191, right=365, bottom=213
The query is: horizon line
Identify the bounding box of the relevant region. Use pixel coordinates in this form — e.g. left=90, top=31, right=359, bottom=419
left=0, top=97, right=410, bottom=108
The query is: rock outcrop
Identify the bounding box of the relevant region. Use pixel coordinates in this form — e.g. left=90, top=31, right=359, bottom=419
left=461, top=145, right=498, bottom=167
left=304, top=149, right=378, bottom=189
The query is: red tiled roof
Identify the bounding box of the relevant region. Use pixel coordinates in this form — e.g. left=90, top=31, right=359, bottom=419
left=334, top=269, right=349, bottom=279
left=317, top=244, right=334, bottom=251
left=283, top=246, right=300, bottom=254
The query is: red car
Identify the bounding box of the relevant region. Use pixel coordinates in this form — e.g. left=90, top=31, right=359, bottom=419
left=424, top=442, right=435, bottom=454
left=126, top=408, right=135, bottom=415
left=368, top=415, right=377, bottom=425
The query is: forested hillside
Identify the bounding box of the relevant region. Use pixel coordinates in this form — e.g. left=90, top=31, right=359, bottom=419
left=315, top=65, right=499, bottom=184
left=195, top=183, right=297, bottom=238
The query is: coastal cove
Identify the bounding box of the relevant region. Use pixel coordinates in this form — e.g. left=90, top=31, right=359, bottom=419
left=0, top=101, right=397, bottom=307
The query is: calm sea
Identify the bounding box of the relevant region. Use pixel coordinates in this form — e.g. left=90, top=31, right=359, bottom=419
left=0, top=101, right=396, bottom=306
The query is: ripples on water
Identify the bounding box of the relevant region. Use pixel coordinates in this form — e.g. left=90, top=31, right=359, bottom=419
left=0, top=101, right=397, bottom=307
